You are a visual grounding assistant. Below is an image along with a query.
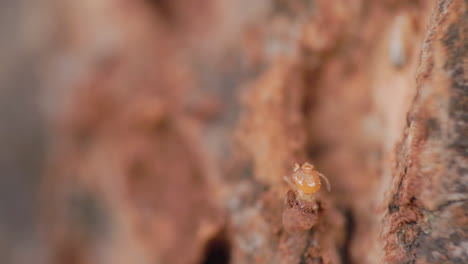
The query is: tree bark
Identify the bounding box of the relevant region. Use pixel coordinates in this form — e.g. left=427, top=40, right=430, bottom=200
left=40, top=0, right=467, bottom=264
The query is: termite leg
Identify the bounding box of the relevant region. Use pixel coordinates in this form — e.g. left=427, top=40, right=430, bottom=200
left=318, top=173, right=331, bottom=192
left=284, top=176, right=296, bottom=190
left=294, top=163, right=300, bottom=172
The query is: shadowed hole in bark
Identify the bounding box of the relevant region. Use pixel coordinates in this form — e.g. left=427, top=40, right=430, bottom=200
left=66, top=190, right=109, bottom=237
left=340, top=209, right=355, bottom=264
left=200, top=229, right=231, bottom=264
left=145, top=0, right=175, bottom=22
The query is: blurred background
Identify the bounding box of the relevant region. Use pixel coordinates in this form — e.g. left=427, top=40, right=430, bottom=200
left=1, top=0, right=258, bottom=263
left=0, top=0, right=47, bottom=262
left=1, top=0, right=466, bottom=264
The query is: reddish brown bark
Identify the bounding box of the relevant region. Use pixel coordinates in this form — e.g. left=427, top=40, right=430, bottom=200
left=36, top=0, right=467, bottom=264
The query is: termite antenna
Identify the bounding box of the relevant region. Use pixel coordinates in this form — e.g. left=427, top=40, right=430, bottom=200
left=284, top=176, right=296, bottom=190
left=318, top=173, right=331, bottom=192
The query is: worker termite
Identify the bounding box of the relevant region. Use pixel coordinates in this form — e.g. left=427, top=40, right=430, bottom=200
left=284, top=162, right=331, bottom=200
left=282, top=162, right=331, bottom=233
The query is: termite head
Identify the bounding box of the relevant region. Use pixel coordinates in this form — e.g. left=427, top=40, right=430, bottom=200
left=296, top=162, right=314, bottom=173
left=285, top=162, right=331, bottom=197
left=292, top=162, right=321, bottom=194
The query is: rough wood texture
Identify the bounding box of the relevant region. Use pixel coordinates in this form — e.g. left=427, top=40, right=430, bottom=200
left=38, top=0, right=467, bottom=263
left=234, top=0, right=467, bottom=263
left=382, top=1, right=468, bottom=263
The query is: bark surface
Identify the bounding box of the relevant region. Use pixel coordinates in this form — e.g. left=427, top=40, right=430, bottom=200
left=34, top=0, right=467, bottom=264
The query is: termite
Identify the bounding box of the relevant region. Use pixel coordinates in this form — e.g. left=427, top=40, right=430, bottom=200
left=284, top=162, right=331, bottom=200
left=282, top=162, right=331, bottom=233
